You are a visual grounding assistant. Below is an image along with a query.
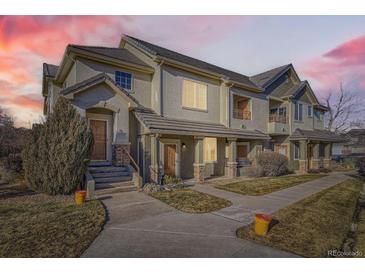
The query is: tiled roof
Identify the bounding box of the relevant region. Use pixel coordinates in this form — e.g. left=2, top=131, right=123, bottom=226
left=69, top=45, right=152, bottom=69
left=43, top=63, right=59, bottom=78
left=124, top=35, right=261, bottom=90
left=133, top=108, right=270, bottom=140
left=60, top=72, right=140, bottom=105
left=290, top=128, right=346, bottom=142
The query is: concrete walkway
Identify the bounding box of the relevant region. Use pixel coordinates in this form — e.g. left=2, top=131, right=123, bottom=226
left=83, top=191, right=296, bottom=257
left=192, top=172, right=352, bottom=225
left=83, top=172, right=352, bottom=258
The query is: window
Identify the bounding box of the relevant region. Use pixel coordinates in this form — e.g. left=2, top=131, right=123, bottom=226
left=308, top=106, right=313, bottom=117
left=269, top=107, right=287, bottom=123
left=294, top=142, right=300, bottom=159
left=182, top=79, right=207, bottom=110
left=203, top=137, right=217, bottom=162
left=294, top=102, right=303, bottom=121
left=115, top=71, right=132, bottom=90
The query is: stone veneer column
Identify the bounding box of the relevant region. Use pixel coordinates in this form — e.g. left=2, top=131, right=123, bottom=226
left=311, top=142, right=320, bottom=170
left=149, top=134, right=161, bottom=184
left=324, top=143, right=332, bottom=169
left=193, top=136, right=205, bottom=183
left=226, top=138, right=238, bottom=178
left=298, top=140, right=308, bottom=173
left=112, top=143, right=130, bottom=167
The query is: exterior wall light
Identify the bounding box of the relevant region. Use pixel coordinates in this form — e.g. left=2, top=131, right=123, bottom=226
left=182, top=143, right=186, bottom=151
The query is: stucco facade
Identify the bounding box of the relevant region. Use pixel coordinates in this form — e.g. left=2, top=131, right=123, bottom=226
left=42, top=35, right=342, bottom=185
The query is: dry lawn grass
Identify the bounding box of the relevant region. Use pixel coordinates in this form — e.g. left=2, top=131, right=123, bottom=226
left=215, top=174, right=326, bottom=196
left=236, top=179, right=362, bottom=257
left=150, top=188, right=232, bottom=213
left=355, top=210, right=365, bottom=256
left=0, top=184, right=105, bottom=257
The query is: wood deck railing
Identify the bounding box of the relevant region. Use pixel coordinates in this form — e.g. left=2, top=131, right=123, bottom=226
left=122, top=147, right=142, bottom=188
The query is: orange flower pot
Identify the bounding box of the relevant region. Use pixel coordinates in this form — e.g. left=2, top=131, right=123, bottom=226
left=75, top=190, right=87, bottom=205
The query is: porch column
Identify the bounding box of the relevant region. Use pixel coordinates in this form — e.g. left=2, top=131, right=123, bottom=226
left=193, top=136, right=205, bottom=183
left=226, top=138, right=238, bottom=178
left=311, top=142, right=320, bottom=170
left=149, top=134, right=162, bottom=184
left=299, top=140, right=308, bottom=173
left=324, top=143, right=332, bottom=169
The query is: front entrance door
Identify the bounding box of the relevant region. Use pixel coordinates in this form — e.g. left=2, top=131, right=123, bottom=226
left=164, top=144, right=176, bottom=176
left=90, top=120, right=107, bottom=160
left=307, top=144, right=313, bottom=169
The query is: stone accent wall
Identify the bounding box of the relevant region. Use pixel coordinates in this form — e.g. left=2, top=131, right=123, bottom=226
left=112, top=144, right=130, bottom=167
left=323, top=159, right=332, bottom=169
left=311, top=159, right=320, bottom=170
left=193, top=163, right=205, bottom=184
left=298, top=160, right=308, bottom=174
left=149, top=165, right=161, bottom=184
left=226, top=162, right=238, bottom=178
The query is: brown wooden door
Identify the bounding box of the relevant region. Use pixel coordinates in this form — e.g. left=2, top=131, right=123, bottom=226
left=90, top=120, right=107, bottom=160
left=237, top=145, right=248, bottom=159
left=164, top=144, right=176, bottom=176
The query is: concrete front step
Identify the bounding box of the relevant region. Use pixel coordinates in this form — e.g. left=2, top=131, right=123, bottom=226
left=94, top=176, right=132, bottom=184
left=89, top=166, right=128, bottom=173
left=92, top=171, right=130, bottom=178
left=89, top=161, right=112, bottom=167
left=95, top=180, right=135, bottom=190
left=95, top=184, right=138, bottom=196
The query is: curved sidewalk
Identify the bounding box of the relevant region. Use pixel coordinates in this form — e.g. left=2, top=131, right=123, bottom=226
left=192, top=172, right=353, bottom=224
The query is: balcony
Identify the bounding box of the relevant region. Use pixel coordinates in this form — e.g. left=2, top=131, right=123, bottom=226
left=233, top=109, right=251, bottom=120
left=268, top=114, right=289, bottom=134
left=269, top=114, right=288, bottom=124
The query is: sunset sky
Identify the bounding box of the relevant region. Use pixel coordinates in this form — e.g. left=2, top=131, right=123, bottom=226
left=1, top=15, right=365, bottom=127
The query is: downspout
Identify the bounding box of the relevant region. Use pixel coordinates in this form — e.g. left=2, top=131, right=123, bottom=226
left=227, top=82, right=234, bottom=128
left=158, top=59, right=165, bottom=116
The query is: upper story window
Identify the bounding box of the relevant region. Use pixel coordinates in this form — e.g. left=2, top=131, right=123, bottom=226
left=269, top=107, right=287, bottom=123
left=182, top=79, right=207, bottom=111
left=233, top=94, right=251, bottom=120
left=203, top=137, right=217, bottom=162
left=314, top=109, right=322, bottom=121
left=115, top=71, right=132, bottom=91
left=294, top=102, right=303, bottom=121
left=308, top=106, right=313, bottom=117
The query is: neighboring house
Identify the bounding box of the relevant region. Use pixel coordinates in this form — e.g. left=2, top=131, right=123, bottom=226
left=333, top=129, right=365, bottom=158
left=42, top=35, right=344, bottom=185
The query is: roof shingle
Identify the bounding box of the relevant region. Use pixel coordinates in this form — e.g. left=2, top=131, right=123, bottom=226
left=124, top=35, right=260, bottom=90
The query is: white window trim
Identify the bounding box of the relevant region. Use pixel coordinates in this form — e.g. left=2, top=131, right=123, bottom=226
left=181, top=77, right=208, bottom=112
left=115, top=70, right=134, bottom=92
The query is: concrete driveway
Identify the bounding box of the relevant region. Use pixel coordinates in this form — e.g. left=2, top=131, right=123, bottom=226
left=82, top=191, right=296, bottom=258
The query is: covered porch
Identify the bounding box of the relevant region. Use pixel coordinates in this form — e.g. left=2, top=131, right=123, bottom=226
left=290, top=129, right=345, bottom=173
left=133, top=108, right=270, bottom=184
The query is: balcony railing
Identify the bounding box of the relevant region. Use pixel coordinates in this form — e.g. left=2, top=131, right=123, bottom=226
left=233, top=109, right=251, bottom=120
left=269, top=114, right=288, bottom=124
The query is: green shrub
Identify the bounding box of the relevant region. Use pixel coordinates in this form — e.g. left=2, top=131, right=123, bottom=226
left=22, top=97, right=93, bottom=195
left=256, top=151, right=289, bottom=177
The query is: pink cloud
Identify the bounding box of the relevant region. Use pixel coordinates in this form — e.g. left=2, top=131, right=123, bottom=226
left=0, top=16, right=247, bottom=127
left=299, top=34, right=365, bottom=97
